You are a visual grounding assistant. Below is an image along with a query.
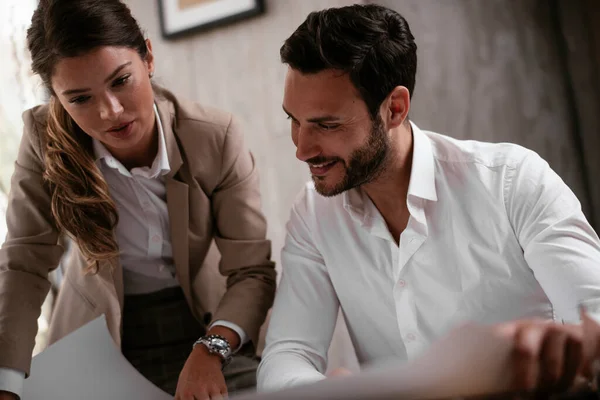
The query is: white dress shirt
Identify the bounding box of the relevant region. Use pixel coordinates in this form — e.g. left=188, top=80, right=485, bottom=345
left=0, top=104, right=247, bottom=398
left=257, top=122, right=600, bottom=391
left=94, top=105, right=178, bottom=294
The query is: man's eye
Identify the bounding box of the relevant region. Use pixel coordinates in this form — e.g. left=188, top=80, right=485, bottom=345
left=319, top=123, right=339, bottom=130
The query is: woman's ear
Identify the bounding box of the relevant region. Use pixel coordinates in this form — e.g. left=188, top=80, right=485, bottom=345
left=144, top=38, right=155, bottom=77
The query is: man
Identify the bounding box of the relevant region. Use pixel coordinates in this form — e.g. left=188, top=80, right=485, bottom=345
left=257, top=3, right=600, bottom=395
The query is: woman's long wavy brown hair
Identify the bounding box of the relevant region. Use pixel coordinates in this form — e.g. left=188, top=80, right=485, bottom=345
left=26, top=0, right=149, bottom=272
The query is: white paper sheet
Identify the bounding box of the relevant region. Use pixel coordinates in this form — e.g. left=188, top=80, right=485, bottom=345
left=233, top=322, right=515, bottom=400
left=22, top=316, right=517, bottom=399
left=23, top=315, right=172, bottom=400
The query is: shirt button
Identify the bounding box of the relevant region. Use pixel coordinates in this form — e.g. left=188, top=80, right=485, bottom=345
left=398, top=279, right=406, bottom=288
left=152, top=235, right=161, bottom=243
left=406, top=333, right=416, bottom=342
left=142, top=201, right=150, bottom=208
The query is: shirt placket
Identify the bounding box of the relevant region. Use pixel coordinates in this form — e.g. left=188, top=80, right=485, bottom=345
left=394, top=202, right=428, bottom=359
left=130, top=176, right=163, bottom=262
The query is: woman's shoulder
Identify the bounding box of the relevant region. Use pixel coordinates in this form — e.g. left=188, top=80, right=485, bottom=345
left=22, top=103, right=49, bottom=132
left=155, top=86, right=233, bottom=139
left=20, top=103, right=50, bottom=157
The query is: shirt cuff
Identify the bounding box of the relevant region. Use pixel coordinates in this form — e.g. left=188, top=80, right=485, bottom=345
left=0, top=368, right=25, bottom=399
left=209, top=320, right=249, bottom=352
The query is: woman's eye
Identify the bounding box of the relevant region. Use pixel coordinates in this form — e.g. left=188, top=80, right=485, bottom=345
left=113, top=74, right=131, bottom=87
left=69, top=96, right=90, bottom=104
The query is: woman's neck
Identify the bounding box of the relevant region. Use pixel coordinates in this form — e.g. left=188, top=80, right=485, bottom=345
left=108, top=120, right=158, bottom=171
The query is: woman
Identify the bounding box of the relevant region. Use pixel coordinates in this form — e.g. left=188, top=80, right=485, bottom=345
left=0, top=0, right=276, bottom=399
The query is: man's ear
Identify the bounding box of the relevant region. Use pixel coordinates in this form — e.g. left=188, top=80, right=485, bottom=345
left=382, top=86, right=410, bottom=129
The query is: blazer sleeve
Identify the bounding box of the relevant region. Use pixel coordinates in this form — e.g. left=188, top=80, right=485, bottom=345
left=0, top=108, right=64, bottom=375
left=210, top=115, right=276, bottom=346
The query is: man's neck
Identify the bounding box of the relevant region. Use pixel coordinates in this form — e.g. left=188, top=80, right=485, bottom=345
left=362, top=124, right=414, bottom=243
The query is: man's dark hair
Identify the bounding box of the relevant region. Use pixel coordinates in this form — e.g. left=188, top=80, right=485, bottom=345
left=280, top=4, right=417, bottom=119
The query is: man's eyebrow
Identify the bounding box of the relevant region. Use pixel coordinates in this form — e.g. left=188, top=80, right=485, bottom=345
left=282, top=105, right=295, bottom=119
left=282, top=105, right=341, bottom=123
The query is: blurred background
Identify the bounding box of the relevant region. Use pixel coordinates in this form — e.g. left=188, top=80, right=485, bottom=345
left=1, top=0, right=599, bottom=371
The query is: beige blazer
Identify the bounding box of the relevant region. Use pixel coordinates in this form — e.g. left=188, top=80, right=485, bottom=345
left=0, top=86, right=276, bottom=375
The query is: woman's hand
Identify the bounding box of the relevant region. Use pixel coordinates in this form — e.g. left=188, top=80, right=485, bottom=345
left=0, top=391, right=18, bottom=400
left=174, top=345, right=227, bottom=400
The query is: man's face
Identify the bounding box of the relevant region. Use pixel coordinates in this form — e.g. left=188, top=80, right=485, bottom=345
left=283, top=68, right=390, bottom=197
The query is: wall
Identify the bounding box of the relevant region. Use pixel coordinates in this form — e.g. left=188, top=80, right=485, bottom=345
left=0, top=0, right=44, bottom=194
left=556, top=0, right=600, bottom=229
left=376, top=0, right=590, bottom=217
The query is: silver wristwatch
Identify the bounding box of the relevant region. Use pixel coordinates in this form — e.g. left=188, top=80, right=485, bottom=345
left=193, top=334, right=232, bottom=368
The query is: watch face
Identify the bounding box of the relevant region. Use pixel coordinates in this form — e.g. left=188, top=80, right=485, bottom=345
left=211, top=338, right=229, bottom=352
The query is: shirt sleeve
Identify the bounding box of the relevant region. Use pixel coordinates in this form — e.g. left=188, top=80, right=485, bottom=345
left=257, top=197, right=339, bottom=392
left=0, top=108, right=62, bottom=375
left=0, top=367, right=25, bottom=399
left=505, top=151, right=600, bottom=322
left=209, top=320, right=248, bottom=351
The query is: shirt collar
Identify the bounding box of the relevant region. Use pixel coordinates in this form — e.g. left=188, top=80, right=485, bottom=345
left=342, top=121, right=438, bottom=223
left=93, top=103, right=171, bottom=178
left=407, top=121, right=437, bottom=202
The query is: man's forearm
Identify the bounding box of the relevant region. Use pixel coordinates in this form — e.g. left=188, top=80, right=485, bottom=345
left=257, top=351, right=327, bottom=392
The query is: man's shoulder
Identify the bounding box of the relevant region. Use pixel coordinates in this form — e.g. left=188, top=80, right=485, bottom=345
left=423, top=129, right=534, bottom=170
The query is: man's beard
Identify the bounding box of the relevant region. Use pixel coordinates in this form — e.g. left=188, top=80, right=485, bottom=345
left=311, top=116, right=390, bottom=197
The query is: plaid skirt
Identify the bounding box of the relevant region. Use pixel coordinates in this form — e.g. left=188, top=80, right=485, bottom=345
left=121, top=286, right=258, bottom=396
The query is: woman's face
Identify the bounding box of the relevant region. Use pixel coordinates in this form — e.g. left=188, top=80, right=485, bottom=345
left=50, top=41, right=156, bottom=157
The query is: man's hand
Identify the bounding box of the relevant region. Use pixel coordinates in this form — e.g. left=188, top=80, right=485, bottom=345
left=493, top=319, right=585, bottom=393
left=174, top=345, right=227, bottom=400
left=326, top=367, right=353, bottom=378
left=0, top=391, right=18, bottom=400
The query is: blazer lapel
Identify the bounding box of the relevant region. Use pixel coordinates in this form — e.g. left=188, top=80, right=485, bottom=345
left=166, top=178, right=191, bottom=303
left=156, top=93, right=192, bottom=306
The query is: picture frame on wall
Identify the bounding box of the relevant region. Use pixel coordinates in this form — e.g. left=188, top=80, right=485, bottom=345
left=158, top=0, right=265, bottom=39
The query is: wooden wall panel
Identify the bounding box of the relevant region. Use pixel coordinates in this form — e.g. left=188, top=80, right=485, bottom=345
left=374, top=0, right=591, bottom=217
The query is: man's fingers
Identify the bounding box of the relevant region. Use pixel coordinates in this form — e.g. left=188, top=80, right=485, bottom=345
left=557, top=335, right=584, bottom=392
left=538, top=329, right=567, bottom=389
left=512, top=324, right=547, bottom=390
left=581, top=311, right=600, bottom=378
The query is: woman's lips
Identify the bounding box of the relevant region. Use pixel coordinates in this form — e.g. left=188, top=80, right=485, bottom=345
left=107, top=120, right=134, bottom=138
